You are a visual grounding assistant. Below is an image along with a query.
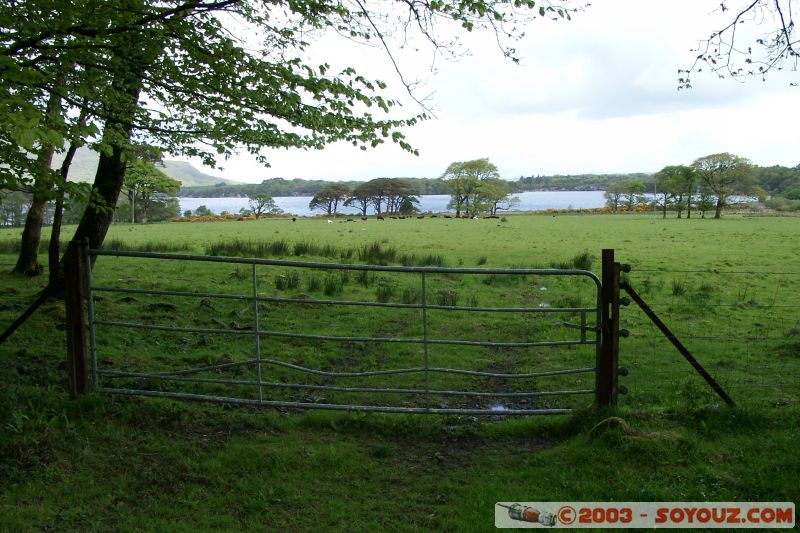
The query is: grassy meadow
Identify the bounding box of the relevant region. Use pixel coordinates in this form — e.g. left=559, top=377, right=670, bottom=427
left=0, top=213, right=798, bottom=531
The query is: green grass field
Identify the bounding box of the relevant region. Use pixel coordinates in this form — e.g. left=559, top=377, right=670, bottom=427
left=1, top=213, right=798, bottom=531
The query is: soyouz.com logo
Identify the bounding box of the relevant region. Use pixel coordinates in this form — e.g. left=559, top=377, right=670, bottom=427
left=495, top=502, right=795, bottom=528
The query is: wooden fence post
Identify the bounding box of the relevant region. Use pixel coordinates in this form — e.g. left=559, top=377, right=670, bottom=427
left=597, top=249, right=620, bottom=407
left=64, top=240, right=89, bottom=396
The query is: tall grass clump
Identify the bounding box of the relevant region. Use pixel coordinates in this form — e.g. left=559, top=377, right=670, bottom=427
left=293, top=241, right=318, bottom=256
left=274, top=271, right=300, bottom=291
left=0, top=239, right=70, bottom=254
left=417, top=254, right=445, bottom=267
left=375, top=280, right=395, bottom=303
left=355, top=269, right=373, bottom=287
left=206, top=239, right=289, bottom=258
left=323, top=274, right=343, bottom=296
left=401, top=287, right=421, bottom=304
left=305, top=275, right=322, bottom=292
left=547, top=251, right=594, bottom=271
left=358, top=242, right=397, bottom=264
left=103, top=238, right=191, bottom=253
left=571, top=250, right=594, bottom=271
left=671, top=279, right=687, bottom=296
left=435, top=289, right=458, bottom=307
left=0, top=240, right=20, bottom=254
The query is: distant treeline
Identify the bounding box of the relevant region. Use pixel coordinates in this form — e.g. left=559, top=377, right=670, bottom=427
left=178, top=166, right=799, bottom=198
left=180, top=177, right=451, bottom=198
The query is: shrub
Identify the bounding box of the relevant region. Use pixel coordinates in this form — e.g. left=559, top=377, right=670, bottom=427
left=476, top=255, right=488, bottom=266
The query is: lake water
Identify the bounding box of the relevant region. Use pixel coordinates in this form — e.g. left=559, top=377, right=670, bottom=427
left=179, top=190, right=607, bottom=216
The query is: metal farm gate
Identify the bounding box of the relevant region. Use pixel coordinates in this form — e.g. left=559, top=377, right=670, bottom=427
left=63, top=243, right=629, bottom=415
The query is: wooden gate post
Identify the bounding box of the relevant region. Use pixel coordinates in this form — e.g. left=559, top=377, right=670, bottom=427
left=597, top=249, right=620, bottom=407
left=64, top=240, right=89, bottom=396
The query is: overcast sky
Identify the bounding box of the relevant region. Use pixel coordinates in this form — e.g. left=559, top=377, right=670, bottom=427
left=181, top=0, right=800, bottom=183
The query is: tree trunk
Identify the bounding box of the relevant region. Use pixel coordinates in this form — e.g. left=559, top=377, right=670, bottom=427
left=71, top=144, right=133, bottom=249
left=714, top=198, right=723, bottom=219
left=13, top=197, right=49, bottom=275
left=69, top=34, right=150, bottom=251
left=12, top=89, right=62, bottom=275
left=48, top=133, right=83, bottom=287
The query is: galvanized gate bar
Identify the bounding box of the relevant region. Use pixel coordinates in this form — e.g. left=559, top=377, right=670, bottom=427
left=97, top=370, right=594, bottom=397
left=90, top=320, right=594, bottom=348
left=251, top=264, right=263, bottom=402
left=98, top=356, right=595, bottom=378
left=90, top=249, right=602, bottom=280
left=96, top=387, right=574, bottom=415
left=91, top=285, right=594, bottom=314
left=421, top=271, right=430, bottom=409
left=85, top=248, right=603, bottom=415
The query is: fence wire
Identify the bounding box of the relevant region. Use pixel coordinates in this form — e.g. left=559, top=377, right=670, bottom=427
left=619, top=268, right=800, bottom=409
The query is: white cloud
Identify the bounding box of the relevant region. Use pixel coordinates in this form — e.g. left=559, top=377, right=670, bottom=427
left=177, top=0, right=800, bottom=182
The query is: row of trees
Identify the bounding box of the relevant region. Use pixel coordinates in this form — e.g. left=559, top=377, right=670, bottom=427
left=180, top=176, right=453, bottom=198
left=309, top=179, right=420, bottom=217
left=605, top=153, right=766, bottom=219
left=308, top=160, right=519, bottom=218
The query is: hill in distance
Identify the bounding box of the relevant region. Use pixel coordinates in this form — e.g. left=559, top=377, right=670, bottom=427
left=53, top=146, right=239, bottom=187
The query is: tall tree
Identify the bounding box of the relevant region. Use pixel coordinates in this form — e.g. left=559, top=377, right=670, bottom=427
left=11, top=88, right=62, bottom=274
left=655, top=165, right=695, bottom=219
left=124, top=159, right=181, bottom=223
left=479, top=177, right=516, bottom=215
left=442, top=158, right=499, bottom=217
left=691, top=153, right=759, bottom=219
left=621, top=180, right=645, bottom=213
left=344, top=183, right=373, bottom=217
left=309, top=184, right=351, bottom=217
left=604, top=182, right=625, bottom=212
left=248, top=193, right=282, bottom=220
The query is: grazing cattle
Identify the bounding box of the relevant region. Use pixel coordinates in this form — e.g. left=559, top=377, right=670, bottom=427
left=361, top=216, right=368, bottom=221
left=292, top=217, right=296, bottom=222
left=327, top=219, right=333, bottom=224
left=376, top=215, right=384, bottom=221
